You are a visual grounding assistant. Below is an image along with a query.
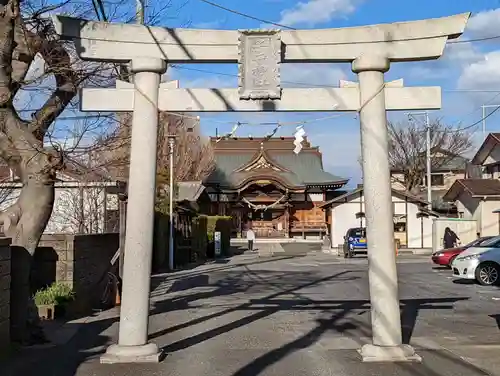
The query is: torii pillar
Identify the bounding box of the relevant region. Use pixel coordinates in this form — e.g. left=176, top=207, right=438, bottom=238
left=353, top=56, right=418, bottom=361
left=51, top=13, right=470, bottom=364
left=341, top=76, right=421, bottom=361
left=105, top=59, right=166, bottom=363
left=100, top=77, right=178, bottom=364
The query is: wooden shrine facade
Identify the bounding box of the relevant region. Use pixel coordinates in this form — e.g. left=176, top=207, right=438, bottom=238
left=204, top=137, right=348, bottom=238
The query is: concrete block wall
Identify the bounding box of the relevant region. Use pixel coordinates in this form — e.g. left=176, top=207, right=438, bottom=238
left=32, top=234, right=73, bottom=291
left=0, top=238, right=11, bottom=349
left=72, top=233, right=119, bottom=302
left=32, top=233, right=119, bottom=315
left=8, top=233, right=118, bottom=342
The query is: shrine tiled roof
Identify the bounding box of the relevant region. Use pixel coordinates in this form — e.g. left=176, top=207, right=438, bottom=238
left=205, top=137, right=347, bottom=190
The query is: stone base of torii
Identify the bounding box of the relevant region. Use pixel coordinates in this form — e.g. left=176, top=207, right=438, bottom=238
left=51, top=13, right=470, bottom=364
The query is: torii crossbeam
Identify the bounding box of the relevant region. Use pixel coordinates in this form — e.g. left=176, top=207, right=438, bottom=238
left=81, top=81, right=441, bottom=112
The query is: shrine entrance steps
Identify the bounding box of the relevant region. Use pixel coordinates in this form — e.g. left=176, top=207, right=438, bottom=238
left=230, top=241, right=321, bottom=258
left=230, top=238, right=323, bottom=244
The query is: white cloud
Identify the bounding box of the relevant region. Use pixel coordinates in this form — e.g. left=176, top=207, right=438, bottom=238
left=466, top=8, right=500, bottom=38
left=25, top=54, right=46, bottom=81
left=281, top=63, right=348, bottom=87
left=179, top=75, right=236, bottom=88
left=443, top=43, right=483, bottom=66
left=170, top=63, right=347, bottom=89
left=308, top=124, right=361, bottom=184
left=458, top=50, right=500, bottom=90
left=407, top=65, right=449, bottom=80
left=278, top=0, right=359, bottom=27
left=192, top=19, right=225, bottom=29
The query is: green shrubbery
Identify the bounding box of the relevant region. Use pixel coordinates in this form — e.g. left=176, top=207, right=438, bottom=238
left=203, top=215, right=232, bottom=257
left=33, top=282, right=75, bottom=306
left=152, top=211, right=233, bottom=267
left=192, top=215, right=208, bottom=261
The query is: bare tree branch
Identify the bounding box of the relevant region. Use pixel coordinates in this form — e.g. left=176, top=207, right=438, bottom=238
left=388, top=119, right=474, bottom=193
left=29, top=39, right=79, bottom=139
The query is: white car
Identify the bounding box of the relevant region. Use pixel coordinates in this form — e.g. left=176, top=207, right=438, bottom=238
left=451, top=236, right=500, bottom=286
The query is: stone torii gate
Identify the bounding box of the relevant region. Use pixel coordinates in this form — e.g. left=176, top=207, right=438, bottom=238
left=52, top=13, right=469, bottom=364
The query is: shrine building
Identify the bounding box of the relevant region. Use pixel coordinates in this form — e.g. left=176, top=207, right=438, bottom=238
left=204, top=136, right=348, bottom=238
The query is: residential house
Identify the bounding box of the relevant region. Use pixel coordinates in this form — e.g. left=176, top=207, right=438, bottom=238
left=471, top=133, right=500, bottom=179
left=320, top=186, right=439, bottom=250
left=443, top=179, right=500, bottom=237
left=0, top=159, right=125, bottom=234
left=443, top=133, right=500, bottom=236
left=390, top=147, right=478, bottom=216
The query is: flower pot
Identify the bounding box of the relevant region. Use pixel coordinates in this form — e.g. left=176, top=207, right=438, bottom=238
left=37, top=304, right=56, bottom=321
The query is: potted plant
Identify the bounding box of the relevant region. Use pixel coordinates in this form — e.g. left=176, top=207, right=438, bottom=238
left=34, top=282, right=75, bottom=320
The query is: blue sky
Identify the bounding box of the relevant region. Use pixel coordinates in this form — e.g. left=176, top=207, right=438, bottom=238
left=20, top=0, right=500, bottom=187
left=158, top=0, right=500, bottom=186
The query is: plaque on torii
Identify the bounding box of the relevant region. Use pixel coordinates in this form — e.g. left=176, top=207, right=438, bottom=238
left=238, top=29, right=281, bottom=100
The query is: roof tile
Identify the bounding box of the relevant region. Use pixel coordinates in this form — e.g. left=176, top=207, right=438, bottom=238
left=207, top=139, right=347, bottom=189
left=458, top=179, right=500, bottom=196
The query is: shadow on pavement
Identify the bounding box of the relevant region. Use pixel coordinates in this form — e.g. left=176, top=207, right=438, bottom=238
left=147, top=257, right=482, bottom=376
left=150, top=254, right=305, bottom=289
left=1, top=314, right=118, bottom=376
left=1, top=251, right=488, bottom=376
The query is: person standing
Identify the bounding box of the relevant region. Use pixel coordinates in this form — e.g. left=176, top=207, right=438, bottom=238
left=246, top=226, right=255, bottom=251
left=443, top=227, right=460, bottom=249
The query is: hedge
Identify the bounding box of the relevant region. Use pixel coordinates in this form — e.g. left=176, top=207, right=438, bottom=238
left=192, top=215, right=208, bottom=261
left=153, top=213, right=233, bottom=269
left=203, top=215, right=232, bottom=257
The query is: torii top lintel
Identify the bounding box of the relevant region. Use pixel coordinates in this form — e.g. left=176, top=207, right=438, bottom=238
left=51, top=13, right=470, bottom=64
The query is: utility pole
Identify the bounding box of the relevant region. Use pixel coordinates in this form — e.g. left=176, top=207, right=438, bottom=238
left=425, top=111, right=431, bottom=209
left=481, top=105, right=500, bottom=140
left=406, top=111, right=432, bottom=209
left=168, top=133, right=175, bottom=271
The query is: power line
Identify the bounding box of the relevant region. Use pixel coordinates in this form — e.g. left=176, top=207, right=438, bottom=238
left=172, top=65, right=344, bottom=88
left=17, top=87, right=500, bottom=129
left=196, top=0, right=500, bottom=45
left=414, top=103, right=500, bottom=135
left=172, top=64, right=500, bottom=92
left=43, top=110, right=354, bottom=127
left=60, top=25, right=500, bottom=46
left=452, top=105, right=500, bottom=132
left=197, top=1, right=500, bottom=45
left=436, top=92, right=500, bottom=134
left=448, top=34, right=500, bottom=44
left=194, top=1, right=500, bottom=45
left=196, top=0, right=295, bottom=30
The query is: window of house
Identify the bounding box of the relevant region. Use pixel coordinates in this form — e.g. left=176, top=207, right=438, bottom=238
left=492, top=164, right=500, bottom=178
left=484, top=165, right=495, bottom=178
left=431, top=174, right=444, bottom=186
left=425, top=174, right=444, bottom=186
left=394, top=222, right=406, bottom=233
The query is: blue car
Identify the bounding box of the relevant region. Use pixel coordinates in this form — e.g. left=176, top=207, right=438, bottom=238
left=343, top=227, right=367, bottom=258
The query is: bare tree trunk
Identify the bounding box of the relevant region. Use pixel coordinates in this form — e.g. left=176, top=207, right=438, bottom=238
left=12, top=173, right=55, bottom=250
left=7, top=161, right=55, bottom=344
left=0, top=0, right=79, bottom=343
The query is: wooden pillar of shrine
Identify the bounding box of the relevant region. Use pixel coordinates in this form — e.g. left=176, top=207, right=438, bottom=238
left=216, top=184, right=221, bottom=215
left=284, top=202, right=292, bottom=238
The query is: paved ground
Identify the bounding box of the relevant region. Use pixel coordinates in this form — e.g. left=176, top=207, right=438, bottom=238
left=3, top=246, right=500, bottom=375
